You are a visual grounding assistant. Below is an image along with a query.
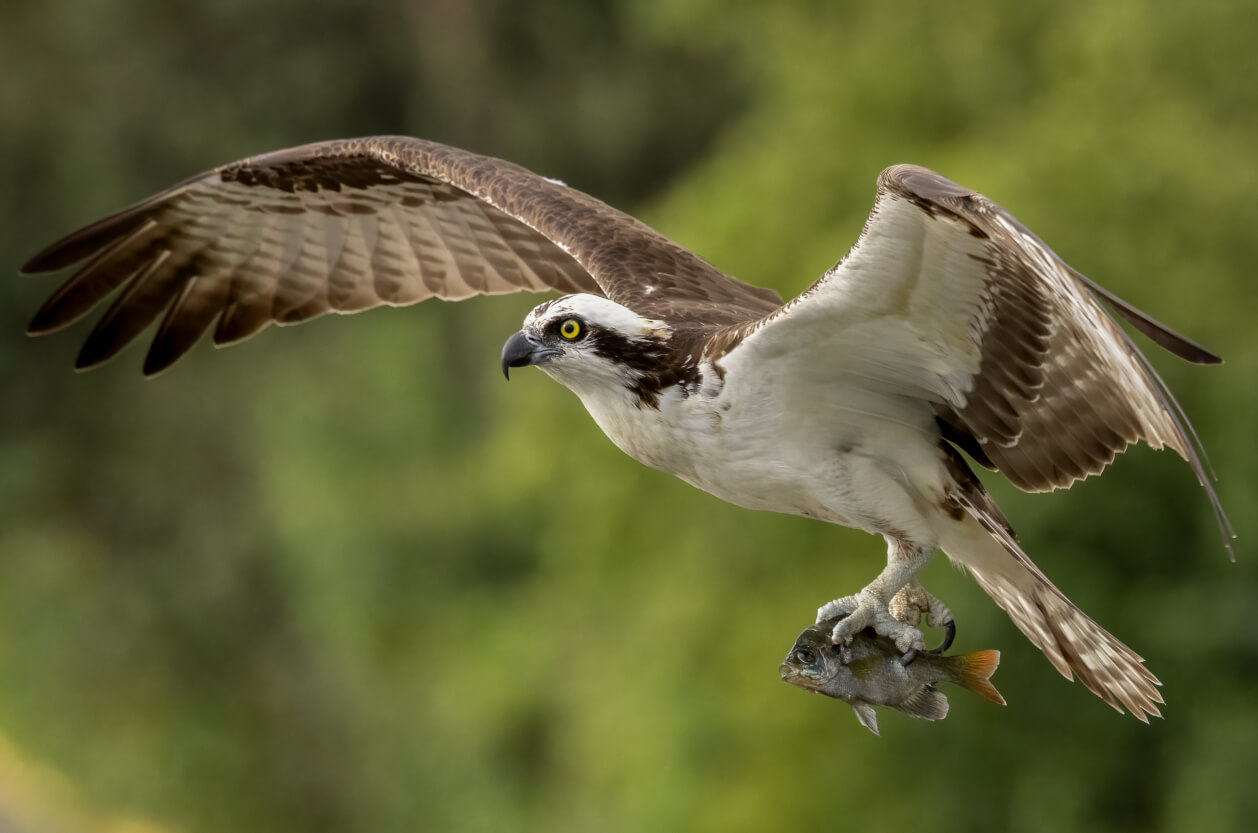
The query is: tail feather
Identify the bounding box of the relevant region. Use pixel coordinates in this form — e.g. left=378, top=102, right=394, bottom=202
left=942, top=467, right=1163, bottom=722
left=968, top=567, right=1162, bottom=720
left=950, top=649, right=1006, bottom=706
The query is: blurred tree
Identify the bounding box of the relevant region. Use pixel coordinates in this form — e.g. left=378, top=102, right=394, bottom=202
left=0, top=0, right=1254, bottom=831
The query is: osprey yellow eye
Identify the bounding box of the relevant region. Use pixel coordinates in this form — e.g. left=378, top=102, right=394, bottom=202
left=559, top=318, right=583, bottom=340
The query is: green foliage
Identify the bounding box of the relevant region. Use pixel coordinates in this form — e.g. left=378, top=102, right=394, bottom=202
left=1, top=0, right=1255, bottom=830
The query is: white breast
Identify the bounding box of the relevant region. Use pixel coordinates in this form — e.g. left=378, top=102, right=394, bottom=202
left=568, top=363, right=843, bottom=521
left=545, top=330, right=954, bottom=550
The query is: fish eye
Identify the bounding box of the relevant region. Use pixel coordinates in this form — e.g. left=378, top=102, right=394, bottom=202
left=557, top=318, right=584, bottom=341
left=794, top=647, right=817, bottom=665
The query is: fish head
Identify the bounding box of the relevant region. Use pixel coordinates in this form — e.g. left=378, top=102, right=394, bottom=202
left=779, top=620, right=846, bottom=692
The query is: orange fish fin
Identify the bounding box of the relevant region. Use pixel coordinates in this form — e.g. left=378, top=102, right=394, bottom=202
left=951, top=649, right=1006, bottom=706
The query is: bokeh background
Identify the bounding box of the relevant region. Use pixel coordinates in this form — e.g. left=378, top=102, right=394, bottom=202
left=1, top=1, right=1256, bottom=831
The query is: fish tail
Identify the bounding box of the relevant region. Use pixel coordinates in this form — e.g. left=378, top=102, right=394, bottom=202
left=949, top=650, right=1006, bottom=706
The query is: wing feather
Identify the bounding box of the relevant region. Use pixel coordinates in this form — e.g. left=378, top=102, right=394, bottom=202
left=728, top=164, right=1231, bottom=551
left=77, top=249, right=177, bottom=368
left=147, top=273, right=229, bottom=376
left=28, top=219, right=163, bottom=335
left=24, top=136, right=782, bottom=373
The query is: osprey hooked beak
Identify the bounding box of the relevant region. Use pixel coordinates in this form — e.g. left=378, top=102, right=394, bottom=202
left=500, top=330, right=561, bottom=380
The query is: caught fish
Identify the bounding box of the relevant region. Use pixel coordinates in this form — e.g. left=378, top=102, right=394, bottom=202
left=780, top=616, right=1005, bottom=735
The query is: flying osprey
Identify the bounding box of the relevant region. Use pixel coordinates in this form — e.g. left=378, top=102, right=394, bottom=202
left=22, top=136, right=1232, bottom=721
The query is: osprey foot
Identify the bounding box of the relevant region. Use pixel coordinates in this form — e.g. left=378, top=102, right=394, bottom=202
left=927, top=620, right=957, bottom=654
left=898, top=622, right=956, bottom=667
left=819, top=591, right=925, bottom=655
left=889, top=582, right=954, bottom=658
left=889, top=582, right=952, bottom=629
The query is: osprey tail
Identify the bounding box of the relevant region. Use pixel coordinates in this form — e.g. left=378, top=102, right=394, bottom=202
left=939, top=470, right=1163, bottom=721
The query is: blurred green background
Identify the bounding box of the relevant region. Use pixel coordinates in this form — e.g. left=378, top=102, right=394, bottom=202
left=1, top=1, right=1256, bottom=831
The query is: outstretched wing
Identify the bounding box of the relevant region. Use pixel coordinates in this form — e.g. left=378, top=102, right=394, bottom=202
left=725, top=164, right=1231, bottom=552
left=23, top=136, right=781, bottom=375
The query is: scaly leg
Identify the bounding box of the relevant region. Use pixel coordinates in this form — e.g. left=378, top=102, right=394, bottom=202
left=816, top=539, right=932, bottom=654
left=890, top=581, right=953, bottom=642
left=889, top=580, right=955, bottom=663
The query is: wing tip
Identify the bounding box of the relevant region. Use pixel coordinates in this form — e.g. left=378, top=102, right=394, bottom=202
left=1072, top=267, right=1225, bottom=366
left=22, top=226, right=112, bottom=274
left=1199, top=351, right=1223, bottom=366
left=26, top=310, right=74, bottom=338
left=140, top=345, right=181, bottom=378
left=73, top=340, right=115, bottom=373
left=21, top=248, right=61, bottom=275
left=22, top=236, right=95, bottom=275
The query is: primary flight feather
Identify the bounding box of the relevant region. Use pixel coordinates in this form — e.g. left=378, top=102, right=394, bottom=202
left=22, top=136, right=1233, bottom=721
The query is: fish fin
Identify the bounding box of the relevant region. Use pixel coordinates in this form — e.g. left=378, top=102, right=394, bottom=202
left=897, top=685, right=950, bottom=721
left=851, top=703, right=880, bottom=735
left=950, top=650, right=1007, bottom=706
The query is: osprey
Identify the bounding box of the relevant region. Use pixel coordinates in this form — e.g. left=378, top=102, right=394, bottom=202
left=22, top=136, right=1232, bottom=721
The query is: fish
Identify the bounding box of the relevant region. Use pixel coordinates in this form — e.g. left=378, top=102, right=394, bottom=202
left=780, top=616, right=1005, bottom=735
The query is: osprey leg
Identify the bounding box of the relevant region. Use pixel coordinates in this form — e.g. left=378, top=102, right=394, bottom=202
left=817, top=539, right=933, bottom=654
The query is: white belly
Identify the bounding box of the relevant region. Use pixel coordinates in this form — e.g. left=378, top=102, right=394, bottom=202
left=571, top=367, right=949, bottom=541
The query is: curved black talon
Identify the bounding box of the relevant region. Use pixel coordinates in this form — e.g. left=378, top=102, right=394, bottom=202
left=899, top=620, right=955, bottom=667
left=925, top=620, right=956, bottom=655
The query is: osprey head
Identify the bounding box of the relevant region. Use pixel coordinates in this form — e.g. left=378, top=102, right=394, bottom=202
left=500, top=294, right=673, bottom=394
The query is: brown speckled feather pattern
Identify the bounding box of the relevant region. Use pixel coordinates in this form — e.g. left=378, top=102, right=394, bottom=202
left=945, top=445, right=1163, bottom=718
left=738, top=165, right=1230, bottom=552
left=22, top=136, right=780, bottom=375
left=880, top=166, right=1217, bottom=490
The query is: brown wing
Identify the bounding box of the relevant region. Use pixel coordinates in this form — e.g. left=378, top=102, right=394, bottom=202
left=365, top=139, right=783, bottom=324
left=732, top=164, right=1232, bottom=553
left=23, top=136, right=780, bottom=375
left=876, top=168, right=1223, bottom=511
